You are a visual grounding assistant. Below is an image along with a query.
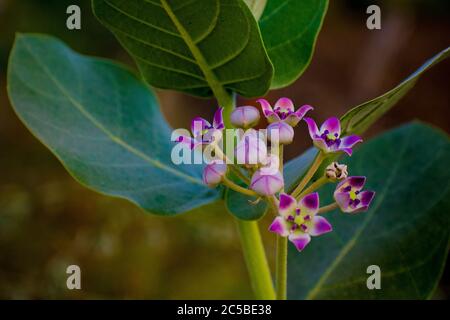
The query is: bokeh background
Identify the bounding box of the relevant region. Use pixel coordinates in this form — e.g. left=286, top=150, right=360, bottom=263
left=0, top=0, right=449, bottom=299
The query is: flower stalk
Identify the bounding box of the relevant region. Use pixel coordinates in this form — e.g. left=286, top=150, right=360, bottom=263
left=318, top=202, right=339, bottom=214
left=291, top=151, right=325, bottom=198
left=217, top=90, right=275, bottom=300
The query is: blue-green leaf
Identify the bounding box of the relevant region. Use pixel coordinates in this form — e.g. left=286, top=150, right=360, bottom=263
left=288, top=123, right=450, bottom=299
left=7, top=34, right=219, bottom=215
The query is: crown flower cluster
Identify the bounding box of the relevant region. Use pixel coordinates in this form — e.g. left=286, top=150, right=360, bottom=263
left=175, top=97, right=375, bottom=253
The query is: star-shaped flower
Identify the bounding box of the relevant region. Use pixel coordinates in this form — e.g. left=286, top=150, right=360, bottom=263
left=304, top=117, right=362, bottom=156
left=334, top=176, right=375, bottom=213
left=257, top=98, right=313, bottom=127
left=269, top=193, right=332, bottom=252
left=176, top=108, right=224, bottom=149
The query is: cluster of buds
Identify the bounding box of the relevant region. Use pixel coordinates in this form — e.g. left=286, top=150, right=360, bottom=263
left=175, top=97, right=375, bottom=252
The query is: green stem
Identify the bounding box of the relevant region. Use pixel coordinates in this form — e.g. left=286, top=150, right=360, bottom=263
left=296, top=176, right=329, bottom=200
left=275, top=144, right=287, bottom=300
left=223, top=176, right=258, bottom=197
left=216, top=89, right=275, bottom=300
left=276, top=235, right=287, bottom=300
left=291, top=152, right=325, bottom=198
left=235, top=220, right=276, bottom=300
left=318, top=202, right=339, bottom=214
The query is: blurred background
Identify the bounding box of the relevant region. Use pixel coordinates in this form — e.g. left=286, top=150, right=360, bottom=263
left=0, top=0, right=449, bottom=299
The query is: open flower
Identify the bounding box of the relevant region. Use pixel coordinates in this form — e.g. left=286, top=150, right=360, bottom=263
left=304, top=117, right=362, bottom=156
left=257, top=97, right=313, bottom=127
left=176, top=108, right=224, bottom=149
left=269, top=193, right=332, bottom=252
left=334, top=176, right=375, bottom=213
left=230, top=106, right=260, bottom=129
left=202, top=161, right=227, bottom=187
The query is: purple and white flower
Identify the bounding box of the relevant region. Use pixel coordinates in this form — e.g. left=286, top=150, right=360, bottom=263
left=250, top=170, right=284, bottom=196
left=269, top=193, right=332, bottom=252
left=230, top=106, right=260, bottom=129
left=257, top=97, right=313, bottom=127
left=267, top=121, right=295, bottom=145
left=304, top=117, right=362, bottom=156
left=202, top=161, right=227, bottom=187
left=235, top=130, right=268, bottom=166
left=334, top=176, right=375, bottom=213
left=176, top=108, right=225, bottom=149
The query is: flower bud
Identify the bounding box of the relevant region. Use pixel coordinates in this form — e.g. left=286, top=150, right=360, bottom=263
left=230, top=106, right=261, bottom=129
left=202, top=161, right=227, bottom=187
left=235, top=131, right=268, bottom=166
left=250, top=170, right=284, bottom=196
left=267, top=121, right=294, bottom=145
left=325, top=162, right=348, bottom=181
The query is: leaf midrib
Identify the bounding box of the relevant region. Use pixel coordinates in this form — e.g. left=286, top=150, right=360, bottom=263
left=19, top=38, right=203, bottom=186
left=159, top=0, right=231, bottom=101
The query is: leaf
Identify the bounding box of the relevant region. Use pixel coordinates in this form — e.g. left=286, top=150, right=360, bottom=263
left=259, top=0, right=328, bottom=88
left=288, top=123, right=450, bottom=299
left=92, top=0, right=273, bottom=98
left=243, top=0, right=267, bottom=21
left=225, top=188, right=267, bottom=221
left=286, top=46, right=450, bottom=190
left=341, top=46, right=450, bottom=136
left=7, top=34, right=220, bottom=215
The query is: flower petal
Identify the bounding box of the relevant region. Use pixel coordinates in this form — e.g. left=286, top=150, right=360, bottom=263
left=269, top=216, right=290, bottom=237
left=257, top=99, right=273, bottom=116
left=334, top=192, right=352, bottom=212
left=284, top=105, right=313, bottom=127
left=360, top=190, right=375, bottom=207
left=267, top=121, right=294, bottom=144
left=275, top=97, right=295, bottom=112
left=320, top=117, right=341, bottom=136
left=278, top=193, right=297, bottom=218
left=202, top=162, right=227, bottom=187
left=309, top=216, right=332, bottom=236
left=341, top=134, right=362, bottom=148
left=250, top=170, right=284, bottom=196
left=299, top=192, right=319, bottom=214
left=304, top=117, right=320, bottom=138
left=337, top=147, right=353, bottom=156
left=191, top=117, right=211, bottom=137
left=312, top=137, right=330, bottom=153
left=295, top=104, right=314, bottom=118
left=213, top=107, right=224, bottom=129
left=288, top=232, right=311, bottom=252
left=336, top=176, right=366, bottom=192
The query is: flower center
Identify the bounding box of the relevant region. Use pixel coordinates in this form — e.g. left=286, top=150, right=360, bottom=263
left=320, top=130, right=340, bottom=147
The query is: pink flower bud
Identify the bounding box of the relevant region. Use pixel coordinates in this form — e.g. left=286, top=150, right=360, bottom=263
left=230, top=106, right=261, bottom=129
left=202, top=161, right=227, bottom=187
left=235, top=131, right=268, bottom=166
left=267, top=121, right=294, bottom=145
left=250, top=170, right=284, bottom=196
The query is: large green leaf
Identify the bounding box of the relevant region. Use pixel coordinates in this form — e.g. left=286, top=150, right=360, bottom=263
left=259, top=0, right=328, bottom=88
left=7, top=34, right=219, bottom=215
left=341, top=46, right=450, bottom=136
left=288, top=123, right=450, bottom=299
left=92, top=0, right=273, bottom=98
